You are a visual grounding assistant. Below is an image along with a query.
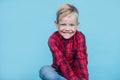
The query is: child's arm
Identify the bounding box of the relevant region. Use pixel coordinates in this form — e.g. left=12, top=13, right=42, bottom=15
left=73, top=34, right=89, bottom=80
left=48, top=38, right=79, bottom=80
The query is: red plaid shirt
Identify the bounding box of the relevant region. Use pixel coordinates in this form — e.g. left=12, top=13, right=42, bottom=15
left=48, top=30, right=89, bottom=80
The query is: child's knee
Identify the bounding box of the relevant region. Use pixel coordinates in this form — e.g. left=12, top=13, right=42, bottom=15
left=40, top=65, right=49, bottom=75
left=39, top=65, right=58, bottom=80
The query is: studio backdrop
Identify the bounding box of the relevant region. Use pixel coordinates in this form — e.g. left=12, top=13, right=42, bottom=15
left=0, top=0, right=120, bottom=80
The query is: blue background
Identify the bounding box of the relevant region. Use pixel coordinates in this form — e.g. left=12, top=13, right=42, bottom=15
left=0, top=0, right=120, bottom=80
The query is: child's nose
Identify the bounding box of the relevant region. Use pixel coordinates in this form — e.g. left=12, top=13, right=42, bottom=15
left=65, top=25, right=70, bottom=30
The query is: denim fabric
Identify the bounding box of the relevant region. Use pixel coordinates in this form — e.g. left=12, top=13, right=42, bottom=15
left=39, top=65, right=67, bottom=80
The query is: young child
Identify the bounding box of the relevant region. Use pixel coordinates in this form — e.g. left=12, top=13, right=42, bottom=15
left=39, top=4, right=89, bottom=80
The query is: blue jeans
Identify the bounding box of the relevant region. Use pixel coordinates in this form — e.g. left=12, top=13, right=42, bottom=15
left=39, top=65, right=67, bottom=80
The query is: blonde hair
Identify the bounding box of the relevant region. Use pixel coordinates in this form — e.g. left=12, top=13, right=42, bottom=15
left=56, top=4, right=79, bottom=23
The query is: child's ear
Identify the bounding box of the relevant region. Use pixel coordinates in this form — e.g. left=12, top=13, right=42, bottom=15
left=76, top=22, right=80, bottom=28
left=54, top=20, right=57, bottom=24
left=77, top=22, right=80, bottom=26
left=54, top=21, right=59, bottom=28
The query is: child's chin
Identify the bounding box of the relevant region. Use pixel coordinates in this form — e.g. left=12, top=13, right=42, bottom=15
left=63, top=36, right=72, bottom=39
left=61, top=33, right=74, bottom=39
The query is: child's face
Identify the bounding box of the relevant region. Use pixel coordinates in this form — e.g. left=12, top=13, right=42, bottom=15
left=55, top=15, right=79, bottom=39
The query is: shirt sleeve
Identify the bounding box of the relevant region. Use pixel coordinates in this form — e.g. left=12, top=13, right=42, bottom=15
left=73, top=34, right=89, bottom=80
left=48, top=37, right=79, bottom=80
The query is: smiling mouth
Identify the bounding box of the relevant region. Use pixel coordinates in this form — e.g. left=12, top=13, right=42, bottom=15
left=61, top=31, right=74, bottom=34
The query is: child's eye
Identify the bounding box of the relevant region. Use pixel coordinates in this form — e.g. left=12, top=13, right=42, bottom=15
left=70, top=24, right=75, bottom=26
left=60, top=24, right=66, bottom=26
